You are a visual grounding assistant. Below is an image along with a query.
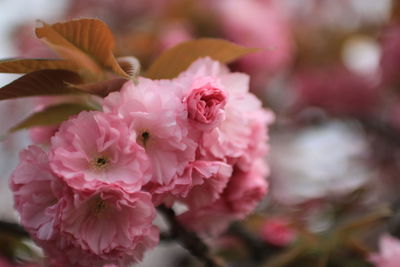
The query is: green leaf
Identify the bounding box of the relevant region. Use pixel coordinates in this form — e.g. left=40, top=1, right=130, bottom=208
left=145, top=38, right=258, bottom=79
left=0, top=69, right=82, bottom=100
left=9, top=103, right=95, bottom=132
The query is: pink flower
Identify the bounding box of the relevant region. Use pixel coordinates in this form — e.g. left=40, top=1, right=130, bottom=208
left=28, top=95, right=95, bottom=145
left=185, top=76, right=227, bottom=131
left=28, top=97, right=61, bottom=145
left=369, top=234, right=400, bottom=267
left=175, top=57, right=272, bottom=163
left=179, top=160, right=268, bottom=236
left=202, top=86, right=267, bottom=163
left=38, top=236, right=119, bottom=267
left=223, top=160, right=268, bottom=218
left=237, top=109, right=274, bottom=172
left=56, top=186, right=159, bottom=265
left=10, top=145, right=63, bottom=240
left=103, top=79, right=197, bottom=187
left=169, top=57, right=272, bottom=210
left=29, top=125, right=59, bottom=145
left=180, top=161, right=232, bottom=209
left=178, top=201, right=235, bottom=237
left=50, top=111, right=151, bottom=192
left=260, top=217, right=296, bottom=247
left=152, top=160, right=232, bottom=208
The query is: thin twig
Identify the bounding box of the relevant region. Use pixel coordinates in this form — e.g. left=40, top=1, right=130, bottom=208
left=158, top=205, right=224, bottom=267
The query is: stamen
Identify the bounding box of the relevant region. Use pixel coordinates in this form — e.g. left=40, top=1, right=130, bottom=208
left=137, top=130, right=150, bottom=147
left=91, top=196, right=107, bottom=216
left=92, top=156, right=109, bottom=170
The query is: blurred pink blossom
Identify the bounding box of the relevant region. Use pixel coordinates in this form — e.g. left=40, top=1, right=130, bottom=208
left=66, top=0, right=168, bottom=28
left=178, top=200, right=235, bottom=237
left=369, top=234, right=400, bottom=267
left=215, top=0, right=294, bottom=88
left=260, top=217, right=296, bottom=246
left=294, top=65, right=380, bottom=116
left=224, top=160, right=268, bottom=218
left=29, top=126, right=58, bottom=145
left=12, top=24, right=54, bottom=58
left=159, top=23, right=193, bottom=51
left=380, top=25, right=400, bottom=87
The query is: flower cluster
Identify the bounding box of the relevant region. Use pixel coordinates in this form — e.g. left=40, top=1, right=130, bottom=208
left=10, top=57, right=273, bottom=266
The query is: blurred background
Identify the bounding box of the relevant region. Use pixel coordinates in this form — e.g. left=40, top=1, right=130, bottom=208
left=1, top=0, right=400, bottom=266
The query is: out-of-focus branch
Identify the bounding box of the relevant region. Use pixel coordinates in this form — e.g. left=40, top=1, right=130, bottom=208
left=361, top=119, right=400, bottom=147
left=228, top=222, right=281, bottom=262
left=158, top=205, right=224, bottom=267
left=0, top=220, right=29, bottom=238
left=337, top=206, right=391, bottom=236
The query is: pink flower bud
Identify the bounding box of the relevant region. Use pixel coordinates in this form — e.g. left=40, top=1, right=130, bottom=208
left=186, top=77, right=227, bottom=131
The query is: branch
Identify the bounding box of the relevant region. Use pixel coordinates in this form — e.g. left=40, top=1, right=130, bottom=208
left=361, top=119, right=400, bottom=147
left=228, top=222, right=281, bottom=262
left=158, top=205, right=224, bottom=267
left=0, top=220, right=29, bottom=238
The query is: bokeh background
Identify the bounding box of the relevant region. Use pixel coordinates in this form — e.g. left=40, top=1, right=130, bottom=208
left=1, top=0, right=400, bottom=266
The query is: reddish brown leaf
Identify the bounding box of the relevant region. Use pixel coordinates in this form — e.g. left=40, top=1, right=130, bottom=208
left=35, top=19, right=129, bottom=78
left=0, top=70, right=82, bottom=100
left=0, top=58, right=77, bottom=73
left=9, top=103, right=95, bottom=132
left=145, top=38, right=258, bottom=79
left=70, top=78, right=128, bottom=97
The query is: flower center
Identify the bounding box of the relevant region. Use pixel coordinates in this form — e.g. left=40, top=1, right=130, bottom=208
left=90, top=196, right=108, bottom=216
left=92, top=156, right=109, bottom=170
left=137, top=130, right=150, bottom=148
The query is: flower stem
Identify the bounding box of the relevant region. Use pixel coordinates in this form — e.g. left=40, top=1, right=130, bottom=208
left=158, top=205, right=224, bottom=267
